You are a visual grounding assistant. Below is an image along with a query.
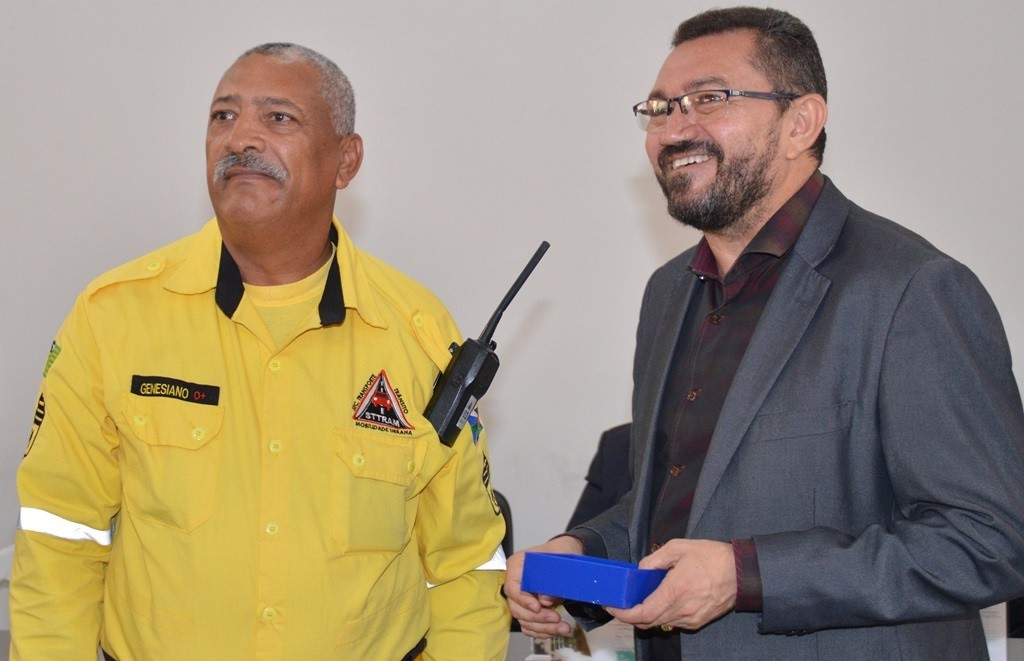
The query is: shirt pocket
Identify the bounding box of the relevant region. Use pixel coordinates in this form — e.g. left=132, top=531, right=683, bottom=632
left=120, top=394, right=224, bottom=532
left=333, top=429, right=425, bottom=554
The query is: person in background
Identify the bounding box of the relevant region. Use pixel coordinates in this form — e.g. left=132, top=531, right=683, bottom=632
left=566, top=423, right=632, bottom=531
left=10, top=43, right=508, bottom=660
left=505, top=7, right=1024, bottom=659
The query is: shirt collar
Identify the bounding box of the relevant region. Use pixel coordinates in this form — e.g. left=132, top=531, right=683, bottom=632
left=164, top=217, right=386, bottom=329
left=690, top=170, right=825, bottom=279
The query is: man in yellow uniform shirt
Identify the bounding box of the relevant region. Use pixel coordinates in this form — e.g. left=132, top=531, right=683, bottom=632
left=10, top=43, right=509, bottom=660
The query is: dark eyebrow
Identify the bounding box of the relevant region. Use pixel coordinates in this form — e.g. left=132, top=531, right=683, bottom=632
left=686, top=76, right=729, bottom=91
left=648, top=75, right=730, bottom=100
left=254, top=96, right=303, bottom=113
left=210, top=94, right=240, bottom=108
left=209, top=95, right=303, bottom=114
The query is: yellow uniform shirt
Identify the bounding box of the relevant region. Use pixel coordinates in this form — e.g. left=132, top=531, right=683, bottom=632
left=11, top=219, right=509, bottom=660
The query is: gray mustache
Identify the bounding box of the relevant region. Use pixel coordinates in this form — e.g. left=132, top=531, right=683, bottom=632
left=214, top=152, right=288, bottom=183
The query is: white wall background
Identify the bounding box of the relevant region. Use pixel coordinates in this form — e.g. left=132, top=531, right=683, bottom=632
left=3, top=0, right=1023, bottom=636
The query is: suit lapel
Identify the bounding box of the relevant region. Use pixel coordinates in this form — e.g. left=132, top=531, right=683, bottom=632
left=686, top=256, right=830, bottom=534
left=685, top=180, right=848, bottom=535
left=630, top=270, right=699, bottom=560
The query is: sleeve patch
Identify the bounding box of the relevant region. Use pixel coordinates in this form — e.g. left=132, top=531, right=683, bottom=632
left=468, top=407, right=483, bottom=445
left=43, top=340, right=61, bottom=377
left=25, top=394, right=45, bottom=456
left=481, top=454, right=501, bottom=516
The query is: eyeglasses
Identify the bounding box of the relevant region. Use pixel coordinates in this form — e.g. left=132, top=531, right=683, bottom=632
left=632, top=89, right=800, bottom=132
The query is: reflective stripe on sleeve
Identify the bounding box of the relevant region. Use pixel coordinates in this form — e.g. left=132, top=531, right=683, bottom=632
left=474, top=545, right=507, bottom=571
left=18, top=507, right=112, bottom=546
left=425, top=546, right=507, bottom=588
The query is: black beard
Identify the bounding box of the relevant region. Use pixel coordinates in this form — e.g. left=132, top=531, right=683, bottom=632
left=655, top=137, right=775, bottom=234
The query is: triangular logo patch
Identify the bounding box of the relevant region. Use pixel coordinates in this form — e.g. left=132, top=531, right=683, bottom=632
left=353, top=370, right=414, bottom=431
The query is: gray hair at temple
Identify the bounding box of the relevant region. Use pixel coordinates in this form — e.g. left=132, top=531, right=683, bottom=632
left=238, top=42, right=356, bottom=136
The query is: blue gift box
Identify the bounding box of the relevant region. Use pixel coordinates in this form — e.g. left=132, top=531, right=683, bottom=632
left=520, top=552, right=667, bottom=609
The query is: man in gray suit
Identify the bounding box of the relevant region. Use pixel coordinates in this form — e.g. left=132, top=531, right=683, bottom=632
left=505, top=7, right=1024, bottom=658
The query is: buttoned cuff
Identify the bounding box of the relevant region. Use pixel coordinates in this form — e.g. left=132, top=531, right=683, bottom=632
left=554, top=530, right=607, bottom=559
left=732, top=538, right=763, bottom=612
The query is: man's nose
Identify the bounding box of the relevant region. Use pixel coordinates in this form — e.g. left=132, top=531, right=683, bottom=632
left=227, top=113, right=265, bottom=153
left=659, top=106, right=701, bottom=146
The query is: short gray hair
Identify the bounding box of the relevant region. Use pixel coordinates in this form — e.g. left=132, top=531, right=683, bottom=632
left=238, top=42, right=355, bottom=136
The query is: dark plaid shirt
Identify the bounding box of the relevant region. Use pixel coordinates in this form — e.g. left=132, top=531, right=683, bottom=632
left=645, top=171, right=824, bottom=657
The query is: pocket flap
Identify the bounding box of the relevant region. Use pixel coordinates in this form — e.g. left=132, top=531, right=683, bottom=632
left=122, top=394, right=224, bottom=450
left=336, top=431, right=424, bottom=486
left=749, top=400, right=854, bottom=442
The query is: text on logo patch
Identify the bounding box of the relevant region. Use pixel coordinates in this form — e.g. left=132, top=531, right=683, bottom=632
left=352, top=370, right=414, bottom=434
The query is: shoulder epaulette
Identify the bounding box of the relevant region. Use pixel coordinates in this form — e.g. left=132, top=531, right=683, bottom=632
left=84, top=233, right=194, bottom=299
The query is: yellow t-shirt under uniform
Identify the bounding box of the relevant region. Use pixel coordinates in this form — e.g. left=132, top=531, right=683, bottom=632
left=11, top=218, right=509, bottom=660
left=245, top=244, right=335, bottom=350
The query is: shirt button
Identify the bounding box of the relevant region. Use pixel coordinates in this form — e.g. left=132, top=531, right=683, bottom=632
left=686, top=389, right=701, bottom=401
left=191, top=427, right=205, bottom=441
left=268, top=439, right=283, bottom=454
left=709, top=314, right=723, bottom=325
left=268, top=359, right=282, bottom=373
left=146, top=260, right=161, bottom=272
left=133, top=414, right=146, bottom=426
left=406, top=459, right=415, bottom=473
left=265, top=522, right=280, bottom=536
left=669, top=465, right=682, bottom=477
left=413, top=314, right=424, bottom=328
left=353, top=453, right=366, bottom=467
left=261, top=607, right=278, bottom=623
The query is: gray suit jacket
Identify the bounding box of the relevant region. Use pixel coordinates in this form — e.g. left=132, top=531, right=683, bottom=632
left=574, top=179, right=1024, bottom=659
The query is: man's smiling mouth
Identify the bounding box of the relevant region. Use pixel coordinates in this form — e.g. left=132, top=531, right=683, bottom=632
left=670, top=154, right=712, bottom=169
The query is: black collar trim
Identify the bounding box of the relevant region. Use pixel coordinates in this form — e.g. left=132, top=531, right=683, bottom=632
left=215, top=224, right=346, bottom=326
left=215, top=243, right=245, bottom=318
left=319, top=225, right=346, bottom=326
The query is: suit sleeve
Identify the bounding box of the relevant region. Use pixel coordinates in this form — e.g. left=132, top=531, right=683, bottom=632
left=10, top=294, right=121, bottom=659
left=568, top=269, right=672, bottom=564
left=755, top=257, right=1024, bottom=631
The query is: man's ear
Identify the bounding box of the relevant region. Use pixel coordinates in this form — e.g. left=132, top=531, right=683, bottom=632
left=335, top=133, right=364, bottom=190
left=785, top=94, right=827, bottom=160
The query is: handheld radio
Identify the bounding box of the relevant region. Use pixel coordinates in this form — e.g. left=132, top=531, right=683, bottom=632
left=425, top=241, right=550, bottom=446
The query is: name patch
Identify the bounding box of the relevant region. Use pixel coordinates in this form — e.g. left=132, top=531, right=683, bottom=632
left=131, top=375, right=220, bottom=406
